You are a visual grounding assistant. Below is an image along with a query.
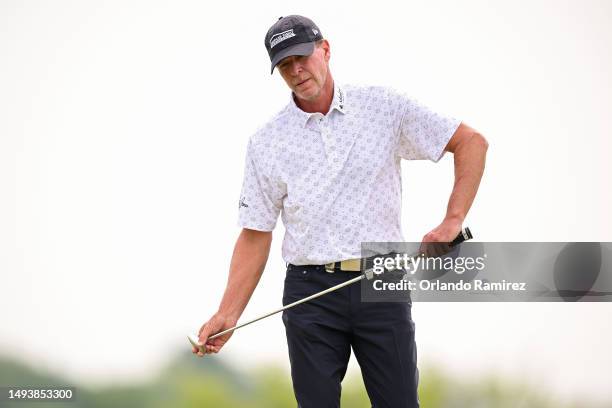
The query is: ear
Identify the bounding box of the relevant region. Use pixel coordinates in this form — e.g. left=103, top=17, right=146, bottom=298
left=321, top=39, right=331, bottom=62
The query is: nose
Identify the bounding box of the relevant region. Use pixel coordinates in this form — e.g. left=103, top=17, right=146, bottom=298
left=289, top=60, right=303, bottom=76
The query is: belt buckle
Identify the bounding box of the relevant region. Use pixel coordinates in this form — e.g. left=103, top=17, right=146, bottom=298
left=324, top=259, right=362, bottom=273
left=340, top=258, right=362, bottom=272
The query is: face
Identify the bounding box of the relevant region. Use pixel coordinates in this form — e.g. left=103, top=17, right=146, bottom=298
left=276, top=41, right=330, bottom=102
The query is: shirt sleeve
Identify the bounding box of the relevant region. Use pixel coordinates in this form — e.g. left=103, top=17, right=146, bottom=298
left=237, top=138, right=284, bottom=231
left=392, top=91, right=461, bottom=162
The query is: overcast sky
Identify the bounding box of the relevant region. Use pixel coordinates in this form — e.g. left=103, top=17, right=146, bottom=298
left=1, top=0, right=611, bottom=404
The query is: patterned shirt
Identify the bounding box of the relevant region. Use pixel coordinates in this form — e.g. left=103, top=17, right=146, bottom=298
left=238, top=83, right=460, bottom=265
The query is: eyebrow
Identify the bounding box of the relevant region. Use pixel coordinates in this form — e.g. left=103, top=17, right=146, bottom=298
left=279, top=58, right=295, bottom=67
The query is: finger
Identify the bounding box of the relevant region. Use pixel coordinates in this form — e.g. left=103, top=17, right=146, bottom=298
left=427, top=233, right=440, bottom=243
left=209, top=337, right=225, bottom=347
left=421, top=242, right=434, bottom=257
left=418, top=243, right=428, bottom=258
left=434, top=243, right=446, bottom=257
left=198, top=331, right=209, bottom=345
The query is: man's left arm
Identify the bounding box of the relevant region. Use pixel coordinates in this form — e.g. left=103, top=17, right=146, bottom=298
left=422, top=122, right=488, bottom=243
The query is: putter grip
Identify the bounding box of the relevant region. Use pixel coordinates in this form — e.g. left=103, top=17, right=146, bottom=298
left=450, top=227, right=473, bottom=247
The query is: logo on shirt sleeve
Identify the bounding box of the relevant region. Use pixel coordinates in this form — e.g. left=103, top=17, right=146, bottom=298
left=239, top=196, right=249, bottom=209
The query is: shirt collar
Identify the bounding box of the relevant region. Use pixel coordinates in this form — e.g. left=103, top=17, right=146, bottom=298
left=329, top=82, right=347, bottom=115
left=286, top=82, right=348, bottom=127
left=287, top=94, right=312, bottom=127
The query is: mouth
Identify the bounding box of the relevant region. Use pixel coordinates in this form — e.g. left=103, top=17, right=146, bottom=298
left=295, top=78, right=310, bottom=87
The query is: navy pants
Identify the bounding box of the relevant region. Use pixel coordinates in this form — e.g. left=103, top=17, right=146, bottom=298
left=282, top=264, right=419, bottom=408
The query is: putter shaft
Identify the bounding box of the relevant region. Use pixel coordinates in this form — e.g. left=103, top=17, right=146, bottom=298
left=208, top=274, right=363, bottom=340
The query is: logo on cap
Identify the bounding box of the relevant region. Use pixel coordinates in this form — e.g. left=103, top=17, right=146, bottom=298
left=270, top=29, right=296, bottom=48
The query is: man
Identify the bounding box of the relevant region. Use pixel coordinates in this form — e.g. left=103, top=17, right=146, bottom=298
left=193, top=15, right=488, bottom=407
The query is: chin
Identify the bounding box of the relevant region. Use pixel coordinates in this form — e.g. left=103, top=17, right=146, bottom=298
left=296, top=89, right=319, bottom=101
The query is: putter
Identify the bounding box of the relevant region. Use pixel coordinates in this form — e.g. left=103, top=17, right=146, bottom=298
left=190, top=227, right=473, bottom=353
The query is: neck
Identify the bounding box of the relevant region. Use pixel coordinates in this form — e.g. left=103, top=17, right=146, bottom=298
left=294, top=74, right=334, bottom=115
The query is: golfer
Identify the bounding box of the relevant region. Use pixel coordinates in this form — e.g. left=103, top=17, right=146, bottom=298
left=193, top=15, right=488, bottom=407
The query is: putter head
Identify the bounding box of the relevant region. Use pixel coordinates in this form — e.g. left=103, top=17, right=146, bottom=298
left=188, top=334, right=205, bottom=353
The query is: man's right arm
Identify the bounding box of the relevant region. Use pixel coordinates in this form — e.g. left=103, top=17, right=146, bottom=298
left=193, top=228, right=272, bottom=356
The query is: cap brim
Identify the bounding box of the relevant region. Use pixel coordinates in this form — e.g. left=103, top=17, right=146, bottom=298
left=270, top=42, right=315, bottom=74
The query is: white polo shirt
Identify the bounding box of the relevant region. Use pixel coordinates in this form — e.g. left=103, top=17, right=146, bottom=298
left=238, top=83, right=460, bottom=265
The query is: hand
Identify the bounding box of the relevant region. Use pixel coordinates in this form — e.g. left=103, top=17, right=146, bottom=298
left=420, top=217, right=463, bottom=257
left=192, top=313, right=237, bottom=358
